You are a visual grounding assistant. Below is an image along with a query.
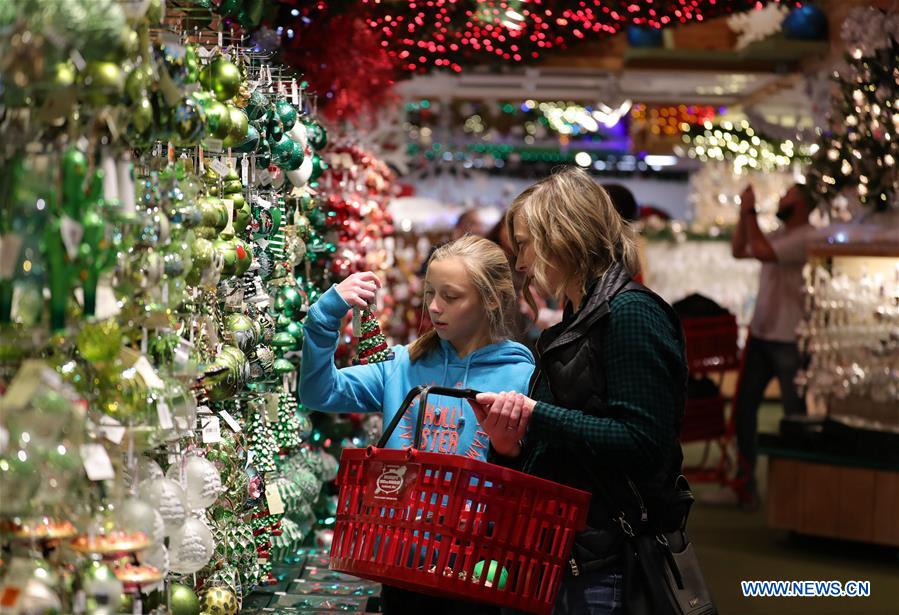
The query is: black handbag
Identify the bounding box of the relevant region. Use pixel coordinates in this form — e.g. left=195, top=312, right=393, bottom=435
left=572, top=449, right=717, bottom=615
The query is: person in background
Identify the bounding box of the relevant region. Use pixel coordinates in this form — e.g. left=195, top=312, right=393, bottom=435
left=300, top=235, right=534, bottom=615
left=730, top=183, right=816, bottom=510
left=471, top=167, right=687, bottom=615
left=602, top=183, right=648, bottom=284
left=418, top=207, right=485, bottom=277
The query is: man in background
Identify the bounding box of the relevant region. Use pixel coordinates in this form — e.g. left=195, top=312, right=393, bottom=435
left=731, top=183, right=817, bottom=510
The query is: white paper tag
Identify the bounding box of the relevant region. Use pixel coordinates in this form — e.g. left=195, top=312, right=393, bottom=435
left=219, top=409, right=242, bottom=432
left=133, top=356, right=165, bottom=390
left=265, top=482, right=285, bottom=515
left=245, top=449, right=254, bottom=468
left=60, top=216, right=84, bottom=260
left=209, top=159, right=229, bottom=177
left=202, top=416, right=221, bottom=443
left=99, top=415, right=125, bottom=444
left=257, top=168, right=272, bottom=186
left=94, top=284, right=121, bottom=320
left=0, top=233, right=23, bottom=279
left=157, top=400, right=174, bottom=430
left=241, top=156, right=250, bottom=184
left=204, top=138, right=224, bottom=153
left=255, top=196, right=272, bottom=209
left=81, top=443, right=115, bottom=481
left=265, top=393, right=279, bottom=421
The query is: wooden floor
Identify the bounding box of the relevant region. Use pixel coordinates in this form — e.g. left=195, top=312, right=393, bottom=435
left=684, top=403, right=899, bottom=615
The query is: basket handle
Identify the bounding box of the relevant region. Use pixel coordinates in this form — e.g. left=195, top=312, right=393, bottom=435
left=377, top=385, right=482, bottom=449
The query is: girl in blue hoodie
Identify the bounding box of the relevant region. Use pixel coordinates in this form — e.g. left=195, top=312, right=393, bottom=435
left=300, top=235, right=534, bottom=615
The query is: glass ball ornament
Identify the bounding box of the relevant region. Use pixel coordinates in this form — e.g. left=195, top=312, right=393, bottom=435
left=287, top=153, right=313, bottom=187
left=275, top=99, right=298, bottom=131
left=310, top=153, right=327, bottom=181
left=115, top=497, right=165, bottom=544
left=233, top=123, right=260, bottom=153
left=138, top=543, right=170, bottom=578
left=246, top=89, right=268, bottom=121
left=168, top=517, right=215, bottom=574
left=303, top=118, right=328, bottom=150
left=203, top=100, right=233, bottom=141
left=166, top=455, right=223, bottom=509
left=200, top=586, right=239, bottom=615
left=138, top=477, right=188, bottom=536
left=78, top=61, right=125, bottom=106
left=223, top=313, right=258, bottom=353
left=202, top=56, right=241, bottom=102
left=172, top=96, right=207, bottom=146
left=782, top=4, right=828, bottom=40
left=286, top=120, right=308, bottom=149
left=224, top=105, right=249, bottom=148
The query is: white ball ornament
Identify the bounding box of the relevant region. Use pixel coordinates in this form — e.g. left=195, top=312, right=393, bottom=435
left=138, top=478, right=187, bottom=536
left=169, top=517, right=215, bottom=574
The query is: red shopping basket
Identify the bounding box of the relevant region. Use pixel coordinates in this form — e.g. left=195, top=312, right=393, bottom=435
left=330, top=386, right=591, bottom=615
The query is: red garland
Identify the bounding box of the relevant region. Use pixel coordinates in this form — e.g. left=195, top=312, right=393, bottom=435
left=281, top=15, right=398, bottom=123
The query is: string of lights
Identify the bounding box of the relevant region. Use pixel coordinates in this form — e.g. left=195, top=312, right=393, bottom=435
left=680, top=119, right=815, bottom=173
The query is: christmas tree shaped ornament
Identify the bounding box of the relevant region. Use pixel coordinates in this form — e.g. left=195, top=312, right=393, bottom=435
left=246, top=398, right=278, bottom=475
left=352, top=305, right=394, bottom=365
left=274, top=390, right=302, bottom=451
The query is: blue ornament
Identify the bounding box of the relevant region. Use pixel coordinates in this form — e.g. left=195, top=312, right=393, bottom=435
left=627, top=25, right=663, bottom=48
left=782, top=5, right=828, bottom=41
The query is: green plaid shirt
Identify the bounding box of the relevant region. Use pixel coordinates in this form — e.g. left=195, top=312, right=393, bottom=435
left=513, top=291, right=686, bottom=493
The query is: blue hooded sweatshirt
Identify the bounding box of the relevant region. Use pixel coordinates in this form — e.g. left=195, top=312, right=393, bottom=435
left=300, top=286, right=535, bottom=460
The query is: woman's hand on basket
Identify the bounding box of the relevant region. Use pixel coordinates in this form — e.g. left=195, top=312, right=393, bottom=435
left=468, top=391, right=536, bottom=458
left=335, top=271, right=381, bottom=308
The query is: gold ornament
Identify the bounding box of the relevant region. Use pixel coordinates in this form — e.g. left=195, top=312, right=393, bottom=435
left=199, top=586, right=239, bottom=615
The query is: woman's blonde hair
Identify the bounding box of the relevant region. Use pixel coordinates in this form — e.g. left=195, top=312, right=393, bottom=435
left=506, top=166, right=640, bottom=306
left=408, top=235, right=516, bottom=362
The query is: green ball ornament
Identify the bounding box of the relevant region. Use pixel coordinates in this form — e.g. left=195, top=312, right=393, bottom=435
left=238, top=0, right=265, bottom=28
left=124, top=62, right=153, bottom=102
left=79, top=61, right=124, bottom=106
left=224, top=105, right=249, bottom=148
left=199, top=197, right=228, bottom=230
left=270, top=136, right=294, bottom=167
left=266, top=111, right=284, bottom=141
left=214, top=237, right=240, bottom=277
left=185, top=45, right=200, bottom=83
left=303, top=118, right=328, bottom=150
left=203, top=100, right=232, bottom=141
left=173, top=96, right=207, bottom=145
left=275, top=99, right=298, bottom=131
left=233, top=123, right=260, bottom=153
left=170, top=583, right=201, bottom=615
left=472, top=560, right=508, bottom=589
left=224, top=313, right=258, bottom=353
left=310, top=153, right=326, bottom=181
left=131, top=96, right=154, bottom=136
left=219, top=0, right=242, bottom=16
left=285, top=141, right=304, bottom=171
left=246, top=90, right=268, bottom=120
left=202, top=57, right=241, bottom=102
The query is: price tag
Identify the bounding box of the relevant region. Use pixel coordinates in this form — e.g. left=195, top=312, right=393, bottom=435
left=60, top=216, right=84, bottom=260
left=257, top=168, right=272, bottom=186
left=219, top=409, right=242, bottom=432
left=202, top=416, right=221, bottom=443
left=265, top=393, right=279, bottom=422
left=94, top=284, right=121, bottom=320
left=209, top=159, right=230, bottom=177
left=255, top=196, right=272, bottom=209
left=81, top=443, right=115, bottom=481
left=241, top=156, right=250, bottom=184
left=133, top=356, right=165, bottom=390
left=265, top=482, right=285, bottom=515
left=204, top=138, right=224, bottom=153
left=99, top=415, right=125, bottom=444
left=157, top=400, right=174, bottom=430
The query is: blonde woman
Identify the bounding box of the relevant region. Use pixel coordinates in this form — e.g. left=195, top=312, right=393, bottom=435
left=470, top=167, right=688, bottom=615
left=300, top=235, right=533, bottom=615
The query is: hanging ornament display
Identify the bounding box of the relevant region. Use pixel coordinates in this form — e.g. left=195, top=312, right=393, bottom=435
left=352, top=305, right=395, bottom=365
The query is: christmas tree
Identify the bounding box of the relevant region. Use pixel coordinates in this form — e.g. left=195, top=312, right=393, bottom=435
left=807, top=6, right=899, bottom=214
left=352, top=306, right=395, bottom=365
left=274, top=390, right=303, bottom=452
left=246, top=400, right=279, bottom=475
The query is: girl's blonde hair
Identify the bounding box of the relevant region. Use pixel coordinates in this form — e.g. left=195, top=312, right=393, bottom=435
left=506, top=166, right=640, bottom=306
left=408, top=235, right=516, bottom=362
